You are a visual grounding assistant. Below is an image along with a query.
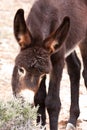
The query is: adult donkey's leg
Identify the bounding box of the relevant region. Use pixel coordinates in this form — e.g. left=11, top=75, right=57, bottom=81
left=45, top=52, right=64, bottom=130
left=34, top=76, right=47, bottom=126
left=79, top=38, right=87, bottom=88
left=66, top=51, right=81, bottom=130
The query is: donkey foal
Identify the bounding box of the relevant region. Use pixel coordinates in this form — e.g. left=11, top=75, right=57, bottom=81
left=12, top=0, right=87, bottom=130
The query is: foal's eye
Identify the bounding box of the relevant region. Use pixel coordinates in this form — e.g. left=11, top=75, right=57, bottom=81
left=18, top=67, right=26, bottom=77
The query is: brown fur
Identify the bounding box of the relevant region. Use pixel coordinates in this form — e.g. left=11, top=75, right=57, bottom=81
left=12, top=0, right=87, bottom=130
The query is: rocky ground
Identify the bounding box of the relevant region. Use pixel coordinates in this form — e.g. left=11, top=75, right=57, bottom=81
left=0, top=0, right=87, bottom=129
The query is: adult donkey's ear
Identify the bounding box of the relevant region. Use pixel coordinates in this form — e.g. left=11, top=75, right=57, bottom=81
left=14, top=9, right=32, bottom=49
left=43, top=16, right=70, bottom=53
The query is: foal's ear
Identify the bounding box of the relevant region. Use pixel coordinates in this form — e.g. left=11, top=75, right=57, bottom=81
left=43, top=16, right=70, bottom=53
left=14, top=9, right=32, bottom=49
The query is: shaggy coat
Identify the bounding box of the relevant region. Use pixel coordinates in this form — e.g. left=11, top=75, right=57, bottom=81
left=12, top=0, right=87, bottom=130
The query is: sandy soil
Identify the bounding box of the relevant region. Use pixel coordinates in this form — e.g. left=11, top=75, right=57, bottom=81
left=0, top=0, right=87, bottom=129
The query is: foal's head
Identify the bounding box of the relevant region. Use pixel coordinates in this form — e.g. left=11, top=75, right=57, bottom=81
left=12, top=9, right=70, bottom=104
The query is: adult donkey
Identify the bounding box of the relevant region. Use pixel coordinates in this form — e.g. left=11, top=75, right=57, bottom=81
left=12, top=0, right=87, bottom=130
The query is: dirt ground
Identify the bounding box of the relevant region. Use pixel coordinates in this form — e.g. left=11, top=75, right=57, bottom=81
left=0, top=0, right=87, bottom=129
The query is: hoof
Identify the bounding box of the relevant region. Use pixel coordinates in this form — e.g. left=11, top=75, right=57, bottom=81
left=66, top=123, right=76, bottom=130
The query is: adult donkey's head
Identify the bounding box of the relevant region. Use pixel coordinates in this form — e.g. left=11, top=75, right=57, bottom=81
left=12, top=9, right=70, bottom=104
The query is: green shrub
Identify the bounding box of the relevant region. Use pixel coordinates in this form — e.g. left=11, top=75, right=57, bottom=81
left=0, top=99, right=46, bottom=130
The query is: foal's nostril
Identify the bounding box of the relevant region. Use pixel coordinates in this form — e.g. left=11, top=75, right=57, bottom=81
left=16, top=95, right=34, bottom=107
left=13, top=89, right=35, bottom=105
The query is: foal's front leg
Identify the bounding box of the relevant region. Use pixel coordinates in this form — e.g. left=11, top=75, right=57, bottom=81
left=66, top=51, right=81, bottom=130
left=34, top=76, right=47, bottom=126
left=45, top=53, right=64, bottom=130
left=79, top=38, right=87, bottom=88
